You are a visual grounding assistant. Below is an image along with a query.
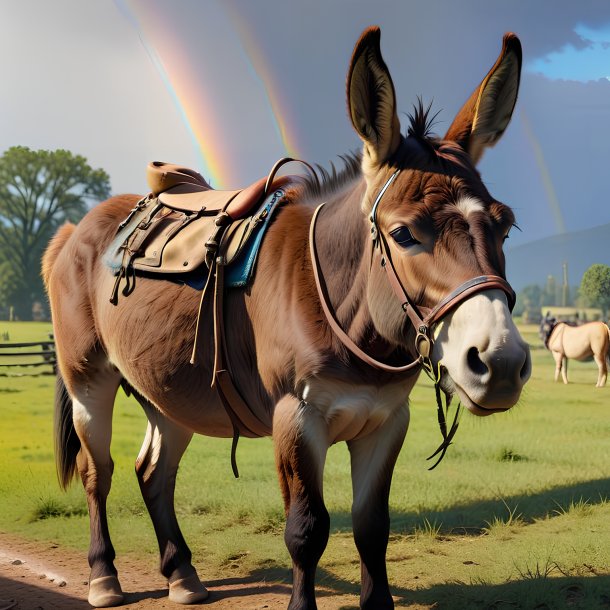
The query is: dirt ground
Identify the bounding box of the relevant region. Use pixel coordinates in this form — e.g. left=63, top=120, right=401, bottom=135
left=0, top=532, right=363, bottom=610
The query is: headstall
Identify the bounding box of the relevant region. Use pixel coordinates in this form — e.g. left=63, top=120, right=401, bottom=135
left=309, top=169, right=516, bottom=468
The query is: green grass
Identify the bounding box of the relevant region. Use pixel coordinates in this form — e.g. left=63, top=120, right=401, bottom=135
left=0, top=321, right=609, bottom=608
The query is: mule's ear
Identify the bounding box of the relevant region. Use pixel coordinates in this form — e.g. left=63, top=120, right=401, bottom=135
left=347, top=26, right=401, bottom=168
left=444, top=33, right=522, bottom=164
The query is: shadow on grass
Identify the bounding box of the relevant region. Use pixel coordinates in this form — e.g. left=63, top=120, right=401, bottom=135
left=195, top=566, right=610, bottom=609
left=393, top=575, right=610, bottom=609
left=326, top=477, right=610, bottom=535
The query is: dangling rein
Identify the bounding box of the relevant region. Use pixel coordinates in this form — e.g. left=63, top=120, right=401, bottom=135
left=309, top=169, right=516, bottom=470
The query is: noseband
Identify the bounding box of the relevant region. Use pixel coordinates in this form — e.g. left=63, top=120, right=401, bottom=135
left=309, top=169, right=516, bottom=468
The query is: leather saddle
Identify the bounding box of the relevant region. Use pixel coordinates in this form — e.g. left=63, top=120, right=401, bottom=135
left=105, top=158, right=295, bottom=302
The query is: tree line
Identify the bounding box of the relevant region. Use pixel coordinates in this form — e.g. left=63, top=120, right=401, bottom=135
left=0, top=146, right=110, bottom=320
left=515, top=264, right=610, bottom=321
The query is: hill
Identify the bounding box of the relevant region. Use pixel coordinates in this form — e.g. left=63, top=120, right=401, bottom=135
left=505, top=223, right=610, bottom=291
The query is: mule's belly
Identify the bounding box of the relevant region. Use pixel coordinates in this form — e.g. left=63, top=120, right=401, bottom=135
left=117, top=360, right=237, bottom=438
left=556, top=345, right=593, bottom=361
left=96, top=271, right=245, bottom=438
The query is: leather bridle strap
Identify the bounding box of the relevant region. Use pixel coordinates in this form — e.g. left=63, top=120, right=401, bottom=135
left=309, top=204, right=422, bottom=373
left=310, top=182, right=516, bottom=373
left=376, top=230, right=516, bottom=327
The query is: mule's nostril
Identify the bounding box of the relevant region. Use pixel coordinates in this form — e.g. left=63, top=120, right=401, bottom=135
left=467, top=347, right=488, bottom=377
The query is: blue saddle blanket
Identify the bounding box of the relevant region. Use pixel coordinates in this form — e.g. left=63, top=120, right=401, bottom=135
left=186, top=188, right=285, bottom=290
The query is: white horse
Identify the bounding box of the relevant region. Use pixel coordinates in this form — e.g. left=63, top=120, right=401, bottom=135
left=540, top=318, right=610, bottom=387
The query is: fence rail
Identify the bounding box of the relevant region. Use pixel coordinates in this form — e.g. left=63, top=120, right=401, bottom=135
left=0, top=340, right=56, bottom=375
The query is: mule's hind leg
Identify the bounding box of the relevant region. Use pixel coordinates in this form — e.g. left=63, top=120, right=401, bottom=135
left=594, top=353, right=607, bottom=387
left=70, top=360, right=124, bottom=607
left=347, top=407, right=409, bottom=610
left=134, top=396, right=208, bottom=604
left=274, top=396, right=330, bottom=610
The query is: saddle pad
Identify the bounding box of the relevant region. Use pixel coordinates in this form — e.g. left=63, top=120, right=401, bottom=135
left=225, top=188, right=284, bottom=288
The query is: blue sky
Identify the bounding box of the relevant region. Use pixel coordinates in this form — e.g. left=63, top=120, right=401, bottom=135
left=2, top=0, right=610, bottom=257
left=528, top=21, right=610, bottom=81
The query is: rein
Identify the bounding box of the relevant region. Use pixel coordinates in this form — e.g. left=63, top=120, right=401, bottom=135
left=309, top=170, right=516, bottom=469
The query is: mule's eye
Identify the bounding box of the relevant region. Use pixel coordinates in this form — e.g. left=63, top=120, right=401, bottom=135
left=390, top=226, right=419, bottom=248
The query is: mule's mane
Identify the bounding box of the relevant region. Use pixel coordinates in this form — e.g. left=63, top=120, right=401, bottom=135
left=298, top=153, right=362, bottom=201
left=406, top=98, right=440, bottom=142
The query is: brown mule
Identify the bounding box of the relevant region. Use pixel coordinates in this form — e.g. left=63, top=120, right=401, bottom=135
left=43, top=28, right=530, bottom=610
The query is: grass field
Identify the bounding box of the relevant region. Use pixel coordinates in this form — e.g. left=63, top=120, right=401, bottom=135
left=0, top=321, right=609, bottom=609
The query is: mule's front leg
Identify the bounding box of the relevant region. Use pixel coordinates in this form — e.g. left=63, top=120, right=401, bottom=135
left=135, top=401, right=208, bottom=604
left=561, top=356, right=569, bottom=384
left=274, top=396, right=330, bottom=610
left=348, top=406, right=409, bottom=610
left=552, top=352, right=563, bottom=383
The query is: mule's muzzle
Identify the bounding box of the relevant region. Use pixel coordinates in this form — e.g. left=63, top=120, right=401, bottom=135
left=437, top=339, right=531, bottom=416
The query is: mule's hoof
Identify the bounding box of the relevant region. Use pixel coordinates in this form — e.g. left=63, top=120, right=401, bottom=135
left=88, top=575, right=124, bottom=607
left=169, top=573, right=209, bottom=604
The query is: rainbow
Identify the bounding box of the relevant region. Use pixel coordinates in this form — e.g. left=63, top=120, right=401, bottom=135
left=222, top=1, right=302, bottom=159
left=114, top=0, right=302, bottom=188
left=115, top=0, right=233, bottom=187
left=520, top=110, right=566, bottom=234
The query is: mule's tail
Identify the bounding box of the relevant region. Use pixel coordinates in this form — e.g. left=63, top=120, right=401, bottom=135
left=42, top=223, right=80, bottom=489
left=42, top=222, right=75, bottom=291
left=54, top=372, right=81, bottom=489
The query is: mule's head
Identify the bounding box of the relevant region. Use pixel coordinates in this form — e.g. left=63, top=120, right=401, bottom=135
left=347, top=27, right=530, bottom=415
left=539, top=314, right=556, bottom=346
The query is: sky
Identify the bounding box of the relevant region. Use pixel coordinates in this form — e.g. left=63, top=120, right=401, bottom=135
left=2, top=0, right=610, bottom=250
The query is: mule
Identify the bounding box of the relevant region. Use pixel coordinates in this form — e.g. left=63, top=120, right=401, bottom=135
left=540, top=317, right=609, bottom=387
left=43, top=27, right=530, bottom=609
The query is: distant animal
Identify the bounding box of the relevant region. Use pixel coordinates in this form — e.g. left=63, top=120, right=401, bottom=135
left=540, top=318, right=609, bottom=387
left=43, top=27, right=530, bottom=610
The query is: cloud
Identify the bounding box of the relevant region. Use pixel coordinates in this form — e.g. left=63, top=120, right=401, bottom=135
left=526, top=21, right=610, bottom=81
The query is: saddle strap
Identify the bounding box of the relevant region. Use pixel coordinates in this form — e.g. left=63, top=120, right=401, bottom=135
left=189, top=158, right=319, bottom=476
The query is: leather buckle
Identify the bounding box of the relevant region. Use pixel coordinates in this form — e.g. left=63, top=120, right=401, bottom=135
left=415, top=326, right=431, bottom=359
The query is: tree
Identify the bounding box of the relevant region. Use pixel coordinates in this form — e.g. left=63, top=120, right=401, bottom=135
left=0, top=146, right=111, bottom=319
left=580, top=264, right=610, bottom=319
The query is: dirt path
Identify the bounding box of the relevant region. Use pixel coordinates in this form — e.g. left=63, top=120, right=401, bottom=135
left=0, top=532, right=362, bottom=610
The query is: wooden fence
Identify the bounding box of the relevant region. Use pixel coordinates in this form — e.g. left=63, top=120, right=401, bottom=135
left=0, top=340, right=56, bottom=376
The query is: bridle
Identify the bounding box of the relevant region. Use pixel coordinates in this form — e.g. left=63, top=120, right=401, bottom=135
left=309, top=168, right=516, bottom=467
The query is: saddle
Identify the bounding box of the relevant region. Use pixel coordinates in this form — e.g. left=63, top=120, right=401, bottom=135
left=106, top=159, right=292, bottom=295
left=106, top=158, right=314, bottom=476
